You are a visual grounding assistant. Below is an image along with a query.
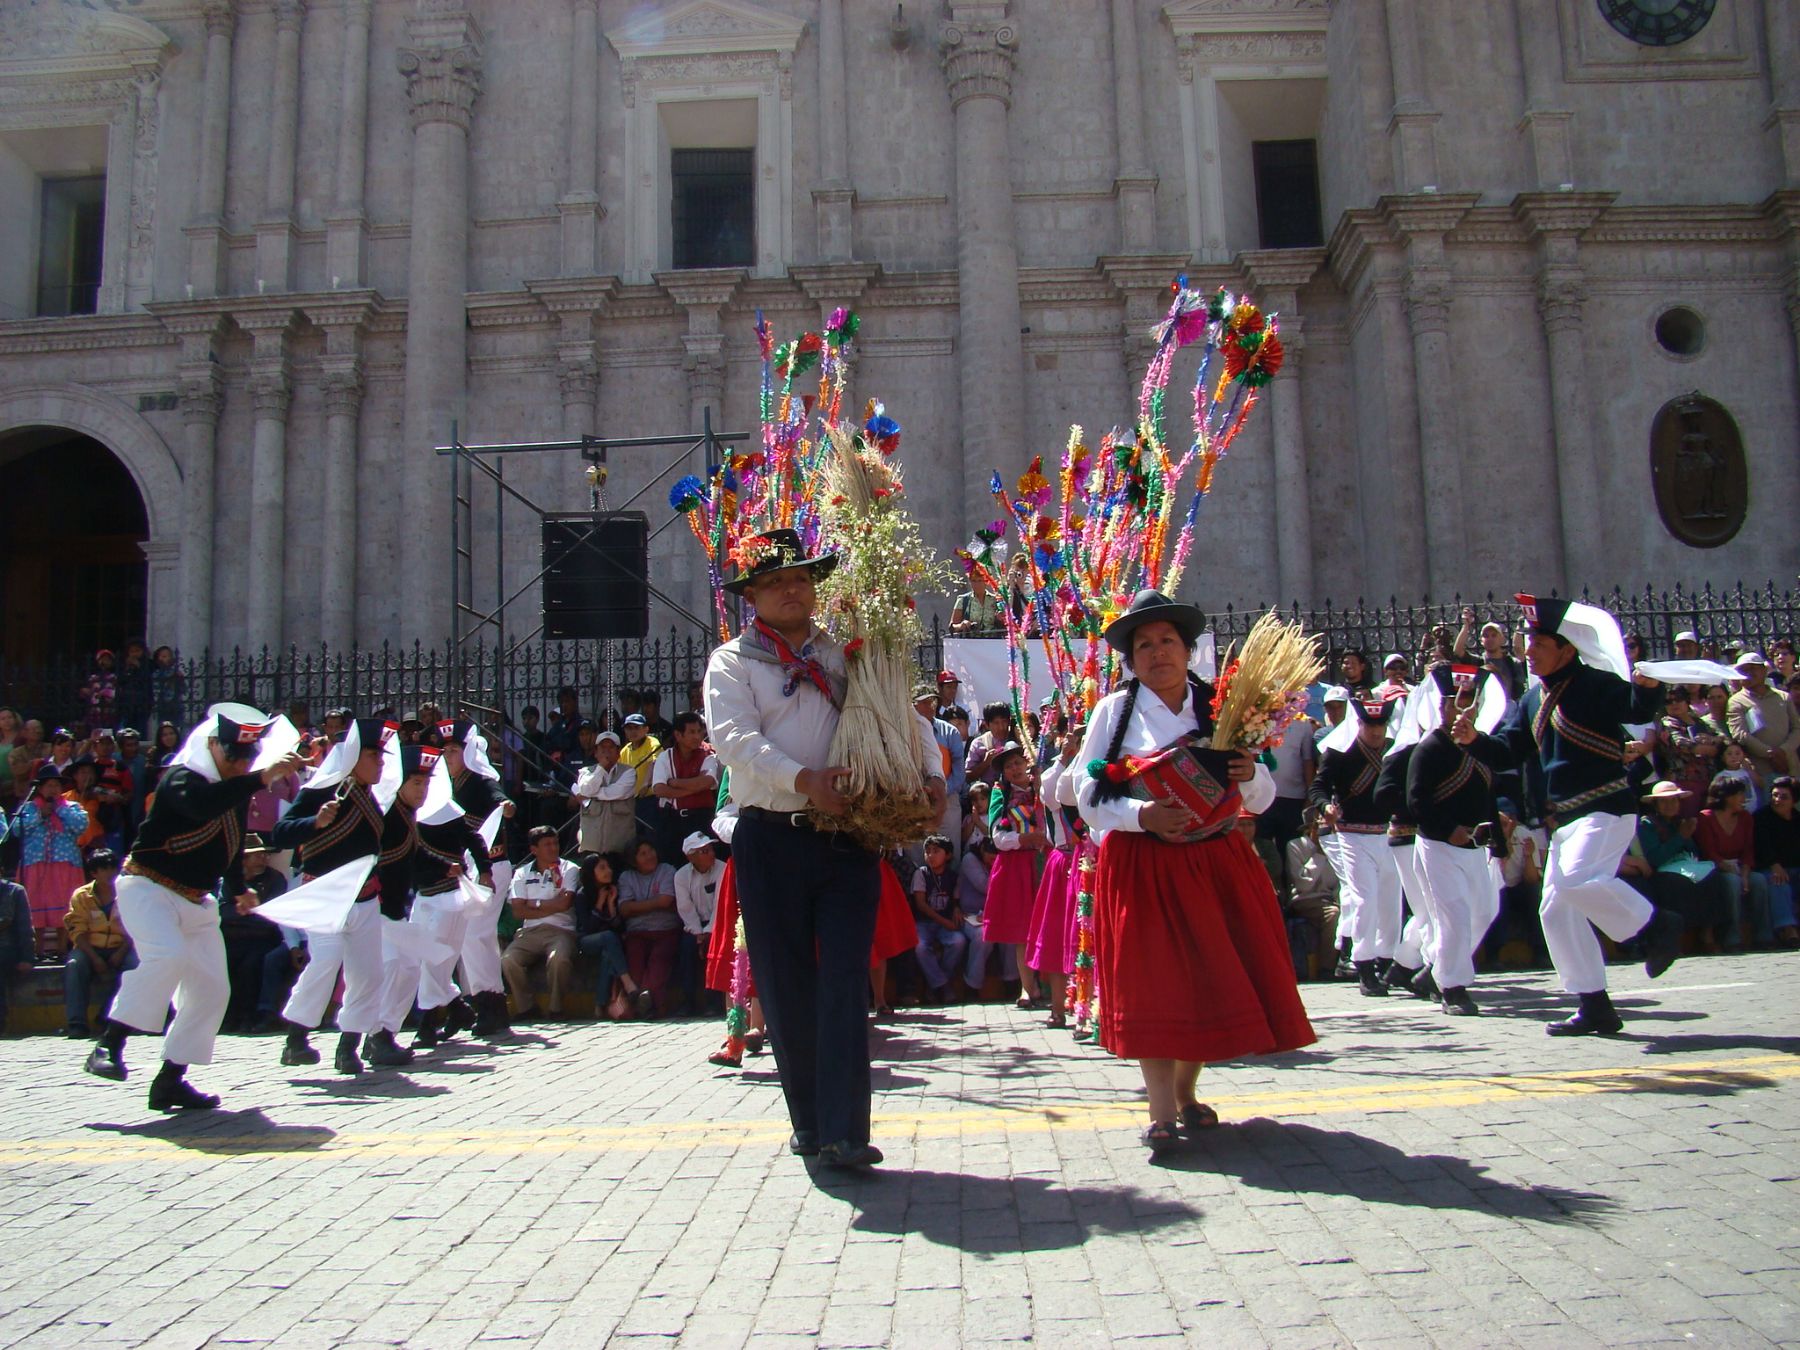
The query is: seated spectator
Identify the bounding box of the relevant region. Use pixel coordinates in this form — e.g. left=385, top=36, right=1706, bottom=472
left=1657, top=687, right=1721, bottom=814
left=964, top=781, right=993, bottom=853
left=674, top=833, right=722, bottom=1015
left=965, top=703, right=1016, bottom=787
left=501, top=826, right=580, bottom=1020
left=1753, top=776, right=1800, bottom=948
left=1283, top=813, right=1341, bottom=979
left=912, top=834, right=968, bottom=1002
left=1620, top=781, right=1733, bottom=942
left=618, top=715, right=663, bottom=837
left=1672, top=630, right=1701, bottom=661
left=63, top=849, right=132, bottom=1037
left=255, top=927, right=307, bottom=1033
left=1697, top=684, right=1731, bottom=740
left=220, top=834, right=287, bottom=1033
left=63, top=757, right=107, bottom=852
left=957, top=835, right=1000, bottom=991
left=1696, top=777, right=1763, bottom=950
left=1728, top=653, right=1800, bottom=783
left=15, top=764, right=88, bottom=933
left=0, top=869, right=32, bottom=1035
left=575, top=851, right=651, bottom=1019
left=1773, top=639, right=1798, bottom=689
left=572, top=731, right=638, bottom=857
left=650, top=713, right=719, bottom=868
left=1495, top=799, right=1548, bottom=967
left=950, top=570, right=1002, bottom=636
left=617, top=838, right=679, bottom=1017
left=1714, top=741, right=1765, bottom=814
left=639, top=690, right=674, bottom=743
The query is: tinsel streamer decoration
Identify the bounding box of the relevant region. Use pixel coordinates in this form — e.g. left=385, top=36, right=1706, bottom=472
left=723, top=913, right=751, bottom=1058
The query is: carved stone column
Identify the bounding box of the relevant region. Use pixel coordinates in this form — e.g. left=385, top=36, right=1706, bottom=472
left=239, top=310, right=296, bottom=652
left=327, top=0, right=373, bottom=287
left=168, top=311, right=226, bottom=656
left=1109, top=0, right=1155, bottom=252
left=398, top=10, right=483, bottom=641
left=941, top=3, right=1024, bottom=538
left=185, top=1, right=235, bottom=296
left=1382, top=0, right=1440, bottom=191
left=1386, top=195, right=1476, bottom=595
left=813, top=0, right=854, bottom=262
left=561, top=0, right=603, bottom=274
left=1241, top=249, right=1325, bottom=606
left=1765, top=0, right=1800, bottom=185
left=1514, top=193, right=1614, bottom=590
left=256, top=0, right=306, bottom=290
left=1511, top=0, right=1574, bottom=190
left=308, top=298, right=373, bottom=648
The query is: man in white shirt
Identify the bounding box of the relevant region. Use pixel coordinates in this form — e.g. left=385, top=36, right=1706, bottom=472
left=571, top=731, right=637, bottom=856
left=674, top=831, right=721, bottom=1013
left=650, top=712, right=720, bottom=866
left=704, top=529, right=945, bottom=1172
left=500, top=827, right=580, bottom=1021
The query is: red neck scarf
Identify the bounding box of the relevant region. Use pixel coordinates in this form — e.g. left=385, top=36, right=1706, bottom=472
left=752, top=618, right=838, bottom=709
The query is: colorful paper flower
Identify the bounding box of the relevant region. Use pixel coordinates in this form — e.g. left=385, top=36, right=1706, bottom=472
left=668, top=475, right=707, bottom=512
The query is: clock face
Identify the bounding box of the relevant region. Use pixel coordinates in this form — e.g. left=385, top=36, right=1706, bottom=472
left=1596, top=0, right=1716, bottom=46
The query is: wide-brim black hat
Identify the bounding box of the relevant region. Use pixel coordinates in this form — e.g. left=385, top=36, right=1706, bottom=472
left=723, top=528, right=840, bottom=596
left=1102, top=588, right=1205, bottom=654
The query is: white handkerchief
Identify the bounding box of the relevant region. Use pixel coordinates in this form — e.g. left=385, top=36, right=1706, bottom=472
left=381, top=917, right=452, bottom=965
left=1635, top=659, right=1742, bottom=686
left=248, top=857, right=375, bottom=935
left=456, top=871, right=494, bottom=913
left=478, top=804, right=506, bottom=851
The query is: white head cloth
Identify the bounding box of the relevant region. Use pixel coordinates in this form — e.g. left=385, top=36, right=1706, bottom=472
left=170, top=703, right=298, bottom=784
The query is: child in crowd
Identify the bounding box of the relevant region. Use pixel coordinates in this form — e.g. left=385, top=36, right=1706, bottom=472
left=911, top=835, right=967, bottom=1003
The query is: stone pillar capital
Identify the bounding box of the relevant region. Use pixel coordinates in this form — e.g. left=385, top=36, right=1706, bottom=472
left=179, top=378, right=223, bottom=426
left=250, top=372, right=291, bottom=419
left=202, top=0, right=236, bottom=39
left=940, top=4, right=1018, bottom=109
left=273, top=0, right=306, bottom=36
left=321, top=366, right=365, bottom=418
left=559, top=360, right=600, bottom=405
left=1538, top=274, right=1587, bottom=335
left=1404, top=273, right=1452, bottom=336
left=399, top=12, right=484, bottom=133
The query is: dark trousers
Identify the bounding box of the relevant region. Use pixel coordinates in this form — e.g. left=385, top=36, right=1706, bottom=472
left=223, top=931, right=283, bottom=1028
left=731, top=815, right=881, bottom=1150
left=624, top=930, right=680, bottom=1014
left=257, top=946, right=303, bottom=1018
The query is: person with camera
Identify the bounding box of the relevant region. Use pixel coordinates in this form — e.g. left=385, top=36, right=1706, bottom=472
left=1406, top=665, right=1514, bottom=1016
left=1454, top=607, right=1527, bottom=705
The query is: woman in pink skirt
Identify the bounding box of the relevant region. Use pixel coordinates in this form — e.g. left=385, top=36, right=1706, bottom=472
left=1026, top=726, right=1083, bottom=1027
left=984, top=742, right=1048, bottom=1007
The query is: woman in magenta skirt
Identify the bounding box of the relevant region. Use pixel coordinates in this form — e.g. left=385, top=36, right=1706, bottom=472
left=1026, top=726, right=1084, bottom=1027
left=983, top=743, right=1048, bottom=1007
left=1076, top=590, right=1316, bottom=1156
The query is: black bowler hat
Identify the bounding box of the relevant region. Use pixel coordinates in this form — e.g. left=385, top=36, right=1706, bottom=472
left=1102, top=588, right=1204, bottom=654
left=723, top=528, right=839, bottom=596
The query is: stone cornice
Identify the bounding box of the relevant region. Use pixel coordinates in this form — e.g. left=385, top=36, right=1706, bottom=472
left=0, top=313, right=169, bottom=357
left=605, top=0, right=805, bottom=62
left=1584, top=204, right=1776, bottom=245
left=1096, top=253, right=1194, bottom=295
left=1237, top=247, right=1327, bottom=294
left=655, top=268, right=748, bottom=313
left=1511, top=191, right=1617, bottom=238
left=1162, top=0, right=1329, bottom=40
left=788, top=262, right=884, bottom=309
left=1020, top=269, right=1115, bottom=307
left=1378, top=192, right=1482, bottom=239
left=523, top=276, right=622, bottom=317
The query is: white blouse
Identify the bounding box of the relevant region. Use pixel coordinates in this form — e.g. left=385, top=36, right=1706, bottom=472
left=1074, top=682, right=1276, bottom=840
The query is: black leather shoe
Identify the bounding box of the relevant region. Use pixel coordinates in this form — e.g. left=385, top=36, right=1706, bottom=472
left=1440, top=986, right=1479, bottom=1016
left=818, top=1141, right=883, bottom=1170
left=1383, top=963, right=1419, bottom=993
left=411, top=1007, right=446, bottom=1049
left=83, top=1045, right=127, bottom=1081
left=280, top=1033, right=320, bottom=1067
left=365, top=1031, right=414, bottom=1067
left=1355, top=961, right=1388, bottom=997
left=788, top=1131, right=820, bottom=1157
left=148, top=1076, right=220, bottom=1112
left=442, top=997, right=476, bottom=1039
left=334, top=1038, right=365, bottom=1076
left=1409, top=968, right=1440, bottom=1001
left=1546, top=992, right=1624, bottom=1037
left=1639, top=908, right=1684, bottom=980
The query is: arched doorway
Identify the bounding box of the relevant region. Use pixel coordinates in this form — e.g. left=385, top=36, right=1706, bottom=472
left=0, top=427, right=148, bottom=669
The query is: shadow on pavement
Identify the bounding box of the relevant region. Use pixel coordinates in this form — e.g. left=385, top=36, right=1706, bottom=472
left=88, top=1107, right=336, bottom=1154
left=1169, top=1120, right=1618, bottom=1224
left=291, top=1074, right=450, bottom=1099
left=1632, top=1031, right=1800, bottom=1056
left=837, top=1167, right=1201, bottom=1248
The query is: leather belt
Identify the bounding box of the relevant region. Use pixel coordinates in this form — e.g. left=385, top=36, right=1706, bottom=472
left=121, top=860, right=208, bottom=904
left=740, top=805, right=817, bottom=831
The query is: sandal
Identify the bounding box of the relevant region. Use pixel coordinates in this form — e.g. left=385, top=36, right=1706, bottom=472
left=1179, top=1102, right=1220, bottom=1135
left=707, top=1049, right=742, bottom=1068
left=1046, top=1011, right=1068, bottom=1029
left=1142, top=1121, right=1184, bottom=1156
left=1015, top=995, right=1036, bottom=1010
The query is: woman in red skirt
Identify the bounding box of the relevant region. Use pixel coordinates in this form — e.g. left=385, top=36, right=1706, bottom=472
left=1076, top=590, right=1316, bottom=1155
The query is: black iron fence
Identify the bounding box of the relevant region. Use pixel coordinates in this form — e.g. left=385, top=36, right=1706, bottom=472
left=7, top=580, right=1796, bottom=733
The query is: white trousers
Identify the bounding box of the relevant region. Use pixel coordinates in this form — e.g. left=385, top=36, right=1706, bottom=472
left=111, top=875, right=229, bottom=1066
left=376, top=918, right=423, bottom=1034
left=1417, top=838, right=1503, bottom=991
left=283, top=897, right=384, bottom=1034
left=1391, top=842, right=1436, bottom=972
left=1541, top=811, right=1652, bottom=995
left=412, top=891, right=472, bottom=1011
left=458, top=860, right=508, bottom=996
left=1325, top=832, right=1403, bottom=961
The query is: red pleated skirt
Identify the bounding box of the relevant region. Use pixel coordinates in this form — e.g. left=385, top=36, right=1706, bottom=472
left=1026, top=845, right=1075, bottom=975
left=983, top=848, right=1037, bottom=944
left=1094, top=829, right=1316, bottom=1063
left=704, top=860, right=747, bottom=996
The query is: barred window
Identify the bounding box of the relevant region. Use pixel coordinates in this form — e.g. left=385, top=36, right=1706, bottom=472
left=1251, top=140, right=1323, bottom=251
left=671, top=149, right=754, bottom=271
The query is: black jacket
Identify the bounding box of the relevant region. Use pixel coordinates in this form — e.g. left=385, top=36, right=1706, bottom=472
left=1406, top=729, right=1512, bottom=844
left=1501, top=658, right=1661, bottom=823
left=272, top=781, right=385, bottom=879
left=1308, top=737, right=1389, bottom=828
left=127, top=766, right=264, bottom=896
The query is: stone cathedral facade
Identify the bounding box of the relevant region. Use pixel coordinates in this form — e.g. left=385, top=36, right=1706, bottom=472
left=0, top=0, right=1795, bottom=662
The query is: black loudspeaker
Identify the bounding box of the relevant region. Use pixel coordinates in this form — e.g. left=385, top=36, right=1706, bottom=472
left=542, top=512, right=649, bottom=639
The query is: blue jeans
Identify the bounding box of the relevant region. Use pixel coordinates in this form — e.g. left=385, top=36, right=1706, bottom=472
left=1718, top=869, right=1772, bottom=946
left=731, top=814, right=880, bottom=1150
left=914, top=918, right=968, bottom=990
left=1761, top=873, right=1798, bottom=932
left=65, top=948, right=137, bottom=1027
left=579, top=930, right=630, bottom=1000
left=258, top=945, right=303, bottom=1017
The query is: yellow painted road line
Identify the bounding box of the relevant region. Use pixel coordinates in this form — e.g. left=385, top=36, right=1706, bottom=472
left=3, top=1055, right=1795, bottom=1166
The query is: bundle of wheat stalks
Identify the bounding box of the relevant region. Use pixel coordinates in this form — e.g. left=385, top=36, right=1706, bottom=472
left=1209, top=612, right=1326, bottom=751
left=810, top=425, right=946, bottom=850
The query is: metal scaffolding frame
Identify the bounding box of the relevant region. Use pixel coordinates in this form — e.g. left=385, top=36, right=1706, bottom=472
left=434, top=408, right=749, bottom=666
